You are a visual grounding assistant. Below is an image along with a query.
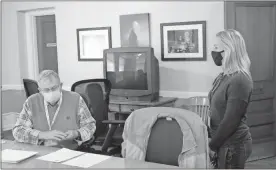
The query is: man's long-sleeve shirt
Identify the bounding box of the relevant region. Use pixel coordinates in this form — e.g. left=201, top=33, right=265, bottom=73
left=12, top=96, right=96, bottom=146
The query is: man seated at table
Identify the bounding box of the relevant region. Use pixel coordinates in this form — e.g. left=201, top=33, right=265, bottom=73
left=12, top=70, right=96, bottom=150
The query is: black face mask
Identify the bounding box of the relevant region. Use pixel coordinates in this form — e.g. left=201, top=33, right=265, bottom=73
left=211, top=50, right=224, bottom=66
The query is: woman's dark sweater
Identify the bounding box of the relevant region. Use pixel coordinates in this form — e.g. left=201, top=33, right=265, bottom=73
left=208, top=72, right=253, bottom=151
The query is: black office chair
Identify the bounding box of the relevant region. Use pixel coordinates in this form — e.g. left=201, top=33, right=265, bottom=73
left=145, top=117, right=183, bottom=166
left=71, top=79, right=125, bottom=155
left=22, top=79, right=39, bottom=98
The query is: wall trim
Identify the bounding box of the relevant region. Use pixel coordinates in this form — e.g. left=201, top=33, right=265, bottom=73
left=1, top=85, right=24, bottom=91
left=1, top=85, right=208, bottom=98
left=67, top=85, right=208, bottom=98
left=1, top=85, right=71, bottom=91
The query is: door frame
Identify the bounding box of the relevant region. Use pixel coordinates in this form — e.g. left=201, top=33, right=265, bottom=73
left=273, top=4, right=276, bottom=139
left=24, top=7, right=56, bottom=80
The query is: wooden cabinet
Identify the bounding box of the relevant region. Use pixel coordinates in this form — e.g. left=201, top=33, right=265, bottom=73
left=109, top=97, right=177, bottom=114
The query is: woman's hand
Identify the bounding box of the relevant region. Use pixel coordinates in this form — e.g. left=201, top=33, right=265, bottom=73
left=208, top=138, right=216, bottom=158
left=209, top=138, right=218, bottom=168
left=209, top=147, right=216, bottom=158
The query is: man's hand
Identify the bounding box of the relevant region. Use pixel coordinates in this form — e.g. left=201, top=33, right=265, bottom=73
left=64, top=130, right=79, bottom=140
left=38, top=130, right=68, bottom=141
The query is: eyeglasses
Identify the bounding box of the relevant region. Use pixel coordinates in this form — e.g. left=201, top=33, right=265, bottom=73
left=38, top=84, right=60, bottom=93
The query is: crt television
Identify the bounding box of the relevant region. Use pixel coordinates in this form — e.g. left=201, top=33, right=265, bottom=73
left=103, top=47, right=159, bottom=102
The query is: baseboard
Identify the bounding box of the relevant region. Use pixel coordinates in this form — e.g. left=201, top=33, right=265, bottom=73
left=2, top=112, right=19, bottom=131
left=2, top=85, right=24, bottom=91
left=2, top=85, right=71, bottom=91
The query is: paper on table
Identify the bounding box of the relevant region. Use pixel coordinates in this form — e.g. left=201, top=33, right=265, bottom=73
left=1, top=149, right=38, bottom=163
left=1, top=140, right=6, bottom=144
left=62, top=153, right=111, bottom=168
left=36, top=148, right=85, bottom=163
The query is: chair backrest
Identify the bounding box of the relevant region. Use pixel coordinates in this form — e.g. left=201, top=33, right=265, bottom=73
left=145, top=117, right=183, bottom=166
left=71, top=79, right=111, bottom=138
left=22, top=79, right=39, bottom=98
left=187, top=96, right=210, bottom=126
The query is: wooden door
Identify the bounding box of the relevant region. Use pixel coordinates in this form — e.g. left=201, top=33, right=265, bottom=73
left=225, top=1, right=276, bottom=159
left=0, top=2, right=2, bottom=138
left=36, top=15, right=59, bottom=73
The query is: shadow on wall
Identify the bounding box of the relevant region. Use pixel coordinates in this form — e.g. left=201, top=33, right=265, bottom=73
left=2, top=90, right=26, bottom=114
left=159, top=66, right=215, bottom=92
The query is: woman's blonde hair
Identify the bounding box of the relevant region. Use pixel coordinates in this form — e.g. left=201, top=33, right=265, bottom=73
left=216, top=29, right=252, bottom=80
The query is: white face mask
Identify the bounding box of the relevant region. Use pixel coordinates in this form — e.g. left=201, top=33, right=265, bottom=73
left=42, top=90, right=61, bottom=105
left=38, top=80, right=63, bottom=105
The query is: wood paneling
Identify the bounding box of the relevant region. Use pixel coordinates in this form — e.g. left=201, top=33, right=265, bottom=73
left=247, top=99, right=273, bottom=113
left=250, top=83, right=274, bottom=101
left=236, top=6, right=274, bottom=81
left=250, top=124, right=274, bottom=139
left=247, top=112, right=274, bottom=127
left=247, top=137, right=276, bottom=162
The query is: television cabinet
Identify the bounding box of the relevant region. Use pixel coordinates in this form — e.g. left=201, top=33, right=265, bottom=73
left=109, top=97, right=177, bottom=118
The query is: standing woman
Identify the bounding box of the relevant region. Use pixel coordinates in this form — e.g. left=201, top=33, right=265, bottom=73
left=208, top=29, right=253, bottom=169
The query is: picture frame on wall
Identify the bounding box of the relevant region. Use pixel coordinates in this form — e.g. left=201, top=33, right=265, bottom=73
left=120, top=13, right=151, bottom=47
left=160, top=21, right=206, bottom=61
left=77, top=27, right=112, bottom=61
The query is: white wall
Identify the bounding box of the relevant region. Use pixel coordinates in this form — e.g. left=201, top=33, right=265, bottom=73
left=2, top=1, right=224, bottom=96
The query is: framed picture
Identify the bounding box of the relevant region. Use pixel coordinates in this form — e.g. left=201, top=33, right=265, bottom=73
left=160, top=21, right=206, bottom=61
left=120, top=13, right=151, bottom=47
left=77, top=27, right=112, bottom=61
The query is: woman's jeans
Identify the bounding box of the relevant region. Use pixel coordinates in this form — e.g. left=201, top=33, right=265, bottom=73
left=217, top=139, right=252, bottom=169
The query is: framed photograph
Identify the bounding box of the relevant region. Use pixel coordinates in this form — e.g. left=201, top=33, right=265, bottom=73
left=120, top=13, right=151, bottom=47
left=77, top=27, right=112, bottom=61
left=160, top=21, right=206, bottom=61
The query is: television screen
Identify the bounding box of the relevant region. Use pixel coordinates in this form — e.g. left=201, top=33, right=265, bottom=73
left=106, top=52, right=148, bottom=90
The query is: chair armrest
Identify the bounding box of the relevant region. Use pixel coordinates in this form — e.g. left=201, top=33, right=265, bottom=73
left=102, top=120, right=125, bottom=124
left=117, top=111, right=131, bottom=115
left=109, top=111, right=118, bottom=114
left=109, top=111, right=130, bottom=115
left=77, top=137, right=95, bottom=150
